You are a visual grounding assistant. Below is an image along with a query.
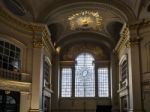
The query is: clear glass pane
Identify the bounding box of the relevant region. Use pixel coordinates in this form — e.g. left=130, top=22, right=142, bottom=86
left=75, top=53, right=95, bottom=97
left=0, top=40, right=21, bottom=71
left=98, top=68, right=109, bottom=97
left=61, top=68, right=72, bottom=97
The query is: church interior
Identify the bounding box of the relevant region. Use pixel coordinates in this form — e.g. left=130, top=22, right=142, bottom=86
left=0, top=0, right=150, bottom=112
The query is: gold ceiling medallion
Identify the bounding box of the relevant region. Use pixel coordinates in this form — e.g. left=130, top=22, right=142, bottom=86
left=68, top=11, right=102, bottom=31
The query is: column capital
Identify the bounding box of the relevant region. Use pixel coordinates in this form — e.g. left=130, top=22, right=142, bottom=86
left=33, top=37, right=44, bottom=48
left=126, top=38, right=141, bottom=48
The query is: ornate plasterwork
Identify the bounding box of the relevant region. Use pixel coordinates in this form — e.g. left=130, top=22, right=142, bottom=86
left=114, top=24, right=141, bottom=56
left=0, top=6, right=55, bottom=52
left=125, top=38, right=140, bottom=48
left=0, top=79, right=31, bottom=92
left=33, top=37, right=44, bottom=48
left=129, top=19, right=150, bottom=30
left=114, top=24, right=129, bottom=54
left=68, top=11, right=102, bottom=31
left=61, top=43, right=108, bottom=60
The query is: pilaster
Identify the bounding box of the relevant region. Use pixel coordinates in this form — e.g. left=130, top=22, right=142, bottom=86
left=127, top=39, right=144, bottom=112
left=51, top=52, right=60, bottom=110
left=111, top=51, right=120, bottom=112
left=29, top=38, right=44, bottom=112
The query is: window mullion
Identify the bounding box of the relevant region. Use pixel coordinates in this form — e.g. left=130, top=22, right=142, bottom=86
left=95, top=65, right=98, bottom=97
left=72, top=66, right=75, bottom=97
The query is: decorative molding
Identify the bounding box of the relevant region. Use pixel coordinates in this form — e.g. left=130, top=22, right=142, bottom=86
left=114, top=24, right=129, bottom=55
left=60, top=61, right=75, bottom=67
left=0, top=79, right=31, bottom=92
left=129, top=19, right=150, bottom=30
left=125, top=38, right=140, bottom=48
left=61, top=43, right=108, bottom=60
left=33, top=37, right=44, bottom=48
left=0, top=6, right=55, bottom=52
left=68, top=10, right=103, bottom=31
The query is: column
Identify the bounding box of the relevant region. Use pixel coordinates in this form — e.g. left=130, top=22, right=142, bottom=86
left=51, top=53, right=60, bottom=111
left=111, top=51, right=120, bottom=112
left=127, top=39, right=143, bottom=112
left=29, top=42, right=44, bottom=112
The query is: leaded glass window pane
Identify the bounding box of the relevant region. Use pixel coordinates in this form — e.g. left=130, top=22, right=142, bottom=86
left=98, top=68, right=109, bottom=97
left=0, top=40, right=21, bottom=71
left=75, top=53, right=95, bottom=97
left=61, top=68, right=72, bottom=97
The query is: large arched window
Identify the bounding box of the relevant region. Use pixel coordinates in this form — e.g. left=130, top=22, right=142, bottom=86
left=60, top=52, right=109, bottom=98
left=75, top=53, right=95, bottom=97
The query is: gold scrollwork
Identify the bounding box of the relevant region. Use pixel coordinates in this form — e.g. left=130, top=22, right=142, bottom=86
left=33, top=37, right=44, bottom=48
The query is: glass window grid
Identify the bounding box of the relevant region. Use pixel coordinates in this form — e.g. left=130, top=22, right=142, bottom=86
left=60, top=53, right=110, bottom=98
left=0, top=41, right=21, bottom=71
left=61, top=68, right=72, bottom=97
left=75, top=53, right=95, bottom=97
left=98, top=68, right=109, bottom=97
left=43, top=61, right=50, bottom=88
left=43, top=61, right=50, bottom=81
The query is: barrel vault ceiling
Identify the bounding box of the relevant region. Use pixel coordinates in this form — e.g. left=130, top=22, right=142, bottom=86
left=0, top=0, right=150, bottom=56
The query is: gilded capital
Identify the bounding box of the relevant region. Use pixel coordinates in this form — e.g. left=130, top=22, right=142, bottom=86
left=33, top=37, right=44, bottom=48
left=115, top=25, right=129, bottom=54
left=125, top=38, right=140, bottom=48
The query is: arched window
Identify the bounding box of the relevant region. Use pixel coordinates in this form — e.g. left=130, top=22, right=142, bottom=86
left=60, top=52, right=109, bottom=98
left=75, top=53, right=95, bottom=97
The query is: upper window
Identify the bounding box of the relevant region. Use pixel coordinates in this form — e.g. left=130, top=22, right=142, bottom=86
left=98, top=68, right=109, bottom=97
left=75, top=53, right=95, bottom=97
left=61, top=68, right=72, bottom=97
left=0, top=40, right=21, bottom=71
left=121, top=60, right=128, bottom=81
left=43, top=61, right=50, bottom=88
left=60, top=52, right=109, bottom=98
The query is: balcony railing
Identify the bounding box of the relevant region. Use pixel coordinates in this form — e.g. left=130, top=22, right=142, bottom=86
left=0, top=68, right=31, bottom=82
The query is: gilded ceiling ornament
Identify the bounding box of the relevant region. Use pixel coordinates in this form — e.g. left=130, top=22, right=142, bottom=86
left=68, top=11, right=102, bottom=31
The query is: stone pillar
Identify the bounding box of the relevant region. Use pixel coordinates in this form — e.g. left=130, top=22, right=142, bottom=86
left=127, top=39, right=143, bottom=112
left=29, top=42, right=44, bottom=112
left=111, top=52, right=120, bottom=112
left=51, top=53, right=60, bottom=111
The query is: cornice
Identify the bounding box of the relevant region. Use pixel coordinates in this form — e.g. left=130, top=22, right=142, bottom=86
left=114, top=23, right=141, bottom=56
left=114, top=24, right=129, bottom=55
left=126, top=38, right=140, bottom=48
left=129, top=19, right=150, bottom=30
left=0, top=6, right=55, bottom=52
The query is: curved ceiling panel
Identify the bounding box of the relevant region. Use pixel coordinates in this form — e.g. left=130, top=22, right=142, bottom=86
left=4, top=0, right=26, bottom=16
left=56, top=32, right=114, bottom=51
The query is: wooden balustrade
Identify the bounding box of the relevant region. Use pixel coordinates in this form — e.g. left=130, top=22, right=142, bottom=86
left=0, top=68, right=31, bottom=82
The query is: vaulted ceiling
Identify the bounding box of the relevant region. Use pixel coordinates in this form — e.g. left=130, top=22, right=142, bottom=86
left=1, top=0, right=150, bottom=58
